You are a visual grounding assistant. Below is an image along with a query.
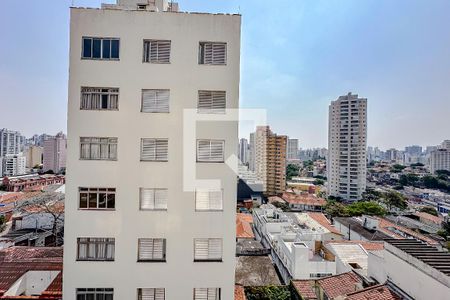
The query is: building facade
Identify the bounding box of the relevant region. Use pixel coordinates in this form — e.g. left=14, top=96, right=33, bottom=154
left=64, top=0, right=241, bottom=299
left=0, top=128, right=21, bottom=157
left=25, top=145, right=43, bottom=169
left=239, top=138, right=249, bottom=165
left=1, top=154, right=26, bottom=177
left=430, top=148, right=450, bottom=174
left=287, top=138, right=299, bottom=161
left=43, top=132, right=67, bottom=173
left=328, top=93, right=367, bottom=201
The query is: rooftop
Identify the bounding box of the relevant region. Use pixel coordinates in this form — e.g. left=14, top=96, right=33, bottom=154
left=344, top=284, right=401, bottom=300
left=234, top=285, right=246, bottom=300
left=317, top=272, right=363, bottom=298
left=236, top=213, right=254, bottom=239
left=414, top=211, right=443, bottom=225
left=281, top=192, right=326, bottom=206
left=235, top=256, right=281, bottom=286
left=333, top=217, right=398, bottom=241
left=325, top=240, right=384, bottom=251
left=292, top=280, right=317, bottom=300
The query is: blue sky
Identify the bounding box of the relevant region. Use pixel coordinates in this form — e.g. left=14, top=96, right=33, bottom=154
left=1, top=0, right=450, bottom=149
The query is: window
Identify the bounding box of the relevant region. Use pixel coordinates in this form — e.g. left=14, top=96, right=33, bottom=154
left=80, top=137, right=118, bottom=160
left=198, top=42, right=226, bottom=65
left=76, top=288, right=114, bottom=300
left=141, top=90, right=170, bottom=113
left=81, top=87, right=119, bottom=110
left=137, top=288, right=165, bottom=300
left=193, top=288, right=221, bottom=300
left=197, top=140, right=224, bottom=162
left=79, top=188, right=116, bottom=210
left=140, top=188, right=168, bottom=210
left=77, top=238, right=115, bottom=261
left=197, top=91, right=226, bottom=114
left=194, top=238, right=222, bottom=262
left=138, top=238, right=166, bottom=262
left=195, top=189, right=222, bottom=211
left=143, top=40, right=171, bottom=63
left=141, top=138, right=168, bottom=161
left=82, top=37, right=119, bottom=60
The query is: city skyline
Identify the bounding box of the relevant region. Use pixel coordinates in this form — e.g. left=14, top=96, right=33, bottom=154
left=2, top=0, right=450, bottom=149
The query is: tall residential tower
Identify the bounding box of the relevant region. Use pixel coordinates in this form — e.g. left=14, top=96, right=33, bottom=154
left=328, top=93, right=367, bottom=201
left=64, top=0, right=241, bottom=299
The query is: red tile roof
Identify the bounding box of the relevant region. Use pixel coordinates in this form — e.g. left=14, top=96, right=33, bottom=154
left=234, top=285, right=246, bottom=300
left=318, top=272, right=362, bottom=298
left=236, top=213, right=254, bottom=239
left=414, top=212, right=443, bottom=225
left=292, top=280, right=317, bottom=299
left=0, top=192, right=42, bottom=205
left=377, top=217, right=439, bottom=245
left=325, top=240, right=384, bottom=251
left=281, top=192, right=326, bottom=206
left=307, top=212, right=342, bottom=235
left=344, top=284, right=400, bottom=300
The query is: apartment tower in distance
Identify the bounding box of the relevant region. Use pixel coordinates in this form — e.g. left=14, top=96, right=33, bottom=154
left=328, top=93, right=367, bottom=201
left=43, top=132, right=67, bottom=173
left=253, top=126, right=287, bottom=196
left=64, top=0, right=241, bottom=299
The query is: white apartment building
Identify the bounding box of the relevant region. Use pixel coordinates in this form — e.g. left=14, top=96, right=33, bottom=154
left=248, top=132, right=255, bottom=171
left=287, top=138, right=299, bottom=161
left=1, top=154, right=26, bottom=176
left=0, top=128, right=21, bottom=157
left=64, top=1, right=241, bottom=299
left=430, top=148, right=450, bottom=174
left=328, top=93, right=367, bottom=201
left=239, top=138, right=249, bottom=165
left=43, top=132, right=67, bottom=173
left=25, top=145, right=43, bottom=169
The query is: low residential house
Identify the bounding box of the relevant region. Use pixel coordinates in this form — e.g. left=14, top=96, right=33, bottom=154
left=236, top=213, right=255, bottom=241
left=281, top=192, right=326, bottom=212
left=0, top=246, right=62, bottom=299
left=413, top=211, right=444, bottom=228
left=253, top=204, right=338, bottom=283
left=234, top=285, right=246, bottom=300
left=2, top=174, right=65, bottom=192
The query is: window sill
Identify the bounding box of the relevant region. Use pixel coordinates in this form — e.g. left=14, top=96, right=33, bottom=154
left=198, top=63, right=227, bottom=66
left=142, top=61, right=171, bottom=64
left=76, top=259, right=115, bottom=262
left=79, top=158, right=118, bottom=161
left=139, top=209, right=168, bottom=212
left=137, top=260, right=167, bottom=263
left=195, top=209, right=223, bottom=212
left=194, top=259, right=223, bottom=263
left=140, top=160, right=169, bottom=162
left=81, top=58, right=120, bottom=61
left=196, top=161, right=225, bottom=163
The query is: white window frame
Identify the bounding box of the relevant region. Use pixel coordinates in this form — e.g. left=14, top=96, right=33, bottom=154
left=139, top=188, right=168, bottom=211
left=79, top=187, right=116, bottom=210
left=196, top=140, right=225, bottom=163
left=137, top=238, right=167, bottom=262
left=198, top=42, right=227, bottom=65
left=80, top=87, right=119, bottom=110
left=140, top=138, right=168, bottom=162
left=81, top=37, right=120, bottom=60
left=80, top=137, right=118, bottom=161
left=195, top=189, right=223, bottom=211
left=193, top=288, right=221, bottom=300
left=141, top=89, right=170, bottom=113
left=193, top=238, right=222, bottom=262
left=77, top=238, right=115, bottom=261
left=76, top=288, right=114, bottom=300
left=137, top=288, right=165, bottom=300
left=143, top=39, right=171, bottom=63
left=197, top=90, right=226, bottom=114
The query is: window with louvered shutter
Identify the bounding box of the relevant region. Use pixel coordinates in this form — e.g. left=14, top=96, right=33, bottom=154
left=141, top=139, right=168, bottom=161
left=197, top=140, right=224, bottom=162
left=140, top=188, right=168, bottom=210
left=142, top=90, right=169, bottom=113
left=197, top=91, right=226, bottom=114
left=138, top=238, right=166, bottom=261
left=193, top=288, right=221, bottom=300
left=194, top=238, right=222, bottom=261
left=199, top=42, right=226, bottom=65
left=143, top=40, right=171, bottom=63
left=195, top=190, right=223, bottom=211
left=137, top=288, right=165, bottom=300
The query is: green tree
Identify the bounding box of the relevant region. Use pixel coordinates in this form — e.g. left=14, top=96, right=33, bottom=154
left=314, top=178, right=325, bottom=185
left=390, top=164, right=406, bottom=173
left=346, top=201, right=387, bottom=217
left=399, top=174, right=419, bottom=186
left=419, top=206, right=438, bottom=216
left=245, top=286, right=291, bottom=300
left=272, top=201, right=290, bottom=212
left=286, top=164, right=300, bottom=181
left=325, top=201, right=349, bottom=218
left=382, top=191, right=407, bottom=211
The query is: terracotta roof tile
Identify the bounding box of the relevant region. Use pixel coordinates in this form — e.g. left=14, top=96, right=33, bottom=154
left=414, top=212, right=443, bottom=225
left=281, top=192, right=326, bottom=206
left=377, top=217, right=438, bottom=245
left=345, top=284, right=400, bottom=300
left=292, top=280, right=317, bottom=299
left=307, top=212, right=342, bottom=235
left=318, top=272, right=362, bottom=298
left=234, top=285, right=246, bottom=300
left=236, top=213, right=254, bottom=239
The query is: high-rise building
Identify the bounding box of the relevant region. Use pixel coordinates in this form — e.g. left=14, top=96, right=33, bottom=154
left=248, top=132, right=255, bottom=171
left=430, top=141, right=450, bottom=174
left=239, top=138, right=249, bottom=165
left=43, top=132, right=67, bottom=173
left=1, top=154, right=26, bottom=176
left=440, top=140, right=450, bottom=150
left=0, top=128, right=21, bottom=157
left=25, top=145, right=43, bottom=169
left=287, top=138, right=299, bottom=160
left=328, top=93, right=367, bottom=201
left=405, top=145, right=423, bottom=156
left=64, top=1, right=241, bottom=299
left=253, top=126, right=287, bottom=195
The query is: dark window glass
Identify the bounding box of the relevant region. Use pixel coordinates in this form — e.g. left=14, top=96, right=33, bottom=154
left=102, top=39, right=111, bottom=59
left=93, top=39, right=101, bottom=58
left=86, top=295, right=94, bottom=300
left=107, top=194, right=115, bottom=209
left=83, top=38, right=92, bottom=58
left=102, top=94, right=108, bottom=109
left=111, top=40, right=119, bottom=59
left=89, top=193, right=97, bottom=208
left=77, top=295, right=85, bottom=300
left=105, top=295, right=113, bottom=300
left=80, top=193, right=88, bottom=208
left=98, top=193, right=107, bottom=208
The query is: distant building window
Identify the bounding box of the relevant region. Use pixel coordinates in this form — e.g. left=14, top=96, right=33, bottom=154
left=137, top=4, right=147, bottom=10
left=141, top=138, right=168, bottom=161
left=197, top=91, right=226, bottom=114
left=199, top=42, right=226, bottom=65
left=77, top=238, right=115, bottom=261
left=140, top=188, right=168, bottom=210
left=81, top=87, right=119, bottom=110
left=79, top=187, right=116, bottom=210
left=76, top=288, right=114, bottom=300
left=194, top=238, right=222, bottom=262
left=193, top=288, right=221, bottom=300
left=197, top=140, right=224, bottom=162
left=143, top=40, right=171, bottom=63
left=141, top=89, right=170, bottom=113
left=82, top=37, right=119, bottom=60
left=80, top=137, right=117, bottom=160
left=137, top=288, right=165, bottom=300
left=195, top=189, right=223, bottom=211
left=138, top=238, right=166, bottom=262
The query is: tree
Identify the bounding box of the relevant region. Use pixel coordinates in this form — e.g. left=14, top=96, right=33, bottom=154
left=382, top=191, right=407, bottom=211
left=419, top=206, right=438, bottom=216
left=399, top=174, right=419, bottom=187
left=17, top=192, right=64, bottom=246
left=325, top=201, right=349, bottom=218
left=272, top=201, right=290, bottom=212
left=245, top=286, right=290, bottom=300
left=390, top=164, right=406, bottom=173
left=346, top=201, right=387, bottom=217
left=286, top=164, right=300, bottom=181
left=436, top=170, right=450, bottom=176
left=314, top=178, right=325, bottom=186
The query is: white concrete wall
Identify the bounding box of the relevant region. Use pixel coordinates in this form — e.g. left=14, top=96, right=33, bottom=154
left=64, top=6, right=240, bottom=300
